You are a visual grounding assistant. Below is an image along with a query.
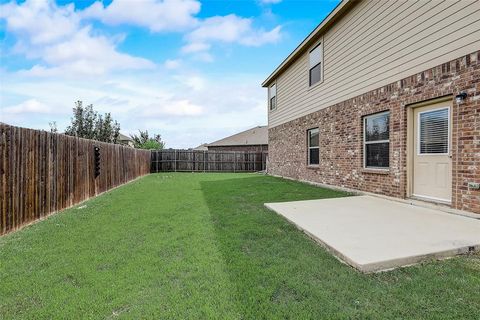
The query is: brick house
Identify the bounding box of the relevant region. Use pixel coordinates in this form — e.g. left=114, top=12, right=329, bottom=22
left=262, top=0, right=480, bottom=214
left=206, top=126, right=268, bottom=152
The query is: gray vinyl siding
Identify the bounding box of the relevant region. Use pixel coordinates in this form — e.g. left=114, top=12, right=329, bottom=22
left=269, top=0, right=480, bottom=128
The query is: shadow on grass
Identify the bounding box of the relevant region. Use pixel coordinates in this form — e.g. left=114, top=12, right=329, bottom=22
left=200, top=174, right=480, bottom=319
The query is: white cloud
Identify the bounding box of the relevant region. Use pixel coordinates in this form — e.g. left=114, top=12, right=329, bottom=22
left=239, top=26, right=282, bottom=46
left=182, top=14, right=282, bottom=54
left=192, top=52, right=214, bottom=63
left=260, top=0, right=282, bottom=4
left=141, top=99, right=204, bottom=117
left=2, top=99, right=53, bottom=114
left=187, top=15, right=252, bottom=44
left=181, top=42, right=211, bottom=54
left=37, top=27, right=154, bottom=76
left=1, top=0, right=155, bottom=77
left=164, top=59, right=182, bottom=69
left=175, top=75, right=207, bottom=91
left=0, top=0, right=79, bottom=45
left=1, top=0, right=281, bottom=73
left=81, top=0, right=201, bottom=32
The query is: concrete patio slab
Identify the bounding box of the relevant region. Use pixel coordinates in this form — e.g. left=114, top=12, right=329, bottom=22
left=265, top=196, right=480, bottom=273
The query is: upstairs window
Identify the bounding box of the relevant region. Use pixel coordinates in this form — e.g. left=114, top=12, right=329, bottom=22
left=307, top=128, right=319, bottom=165
left=363, top=112, right=390, bottom=169
left=309, top=42, right=323, bottom=87
left=269, top=83, right=277, bottom=111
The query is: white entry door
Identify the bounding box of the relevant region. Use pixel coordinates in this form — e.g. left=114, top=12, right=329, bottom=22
left=412, top=103, right=452, bottom=203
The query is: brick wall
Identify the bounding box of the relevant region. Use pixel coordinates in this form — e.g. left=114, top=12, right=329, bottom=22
left=268, top=51, right=480, bottom=214
left=207, top=145, right=268, bottom=152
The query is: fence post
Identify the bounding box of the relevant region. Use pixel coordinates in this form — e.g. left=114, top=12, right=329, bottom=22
left=265, top=152, right=268, bottom=172
left=234, top=151, right=236, bottom=173
left=204, top=150, right=206, bottom=173
left=260, top=151, right=263, bottom=171
left=174, top=149, right=177, bottom=172
left=262, top=151, right=265, bottom=171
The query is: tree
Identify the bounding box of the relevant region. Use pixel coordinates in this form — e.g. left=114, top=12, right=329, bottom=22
left=49, top=121, right=58, bottom=133
left=64, top=101, right=120, bottom=143
left=130, top=130, right=165, bottom=150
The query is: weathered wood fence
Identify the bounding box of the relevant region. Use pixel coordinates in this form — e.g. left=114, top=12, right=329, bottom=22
left=0, top=123, right=151, bottom=235
left=150, top=149, right=267, bottom=172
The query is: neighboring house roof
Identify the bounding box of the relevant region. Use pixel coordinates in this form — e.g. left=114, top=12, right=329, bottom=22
left=208, top=126, right=268, bottom=147
left=193, top=143, right=208, bottom=151
left=117, top=133, right=133, bottom=142
left=262, top=0, right=355, bottom=87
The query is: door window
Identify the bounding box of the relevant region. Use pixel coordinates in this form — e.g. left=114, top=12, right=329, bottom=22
left=418, top=108, right=449, bottom=155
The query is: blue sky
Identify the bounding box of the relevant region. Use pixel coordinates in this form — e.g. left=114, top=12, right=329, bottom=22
left=0, top=0, right=339, bottom=148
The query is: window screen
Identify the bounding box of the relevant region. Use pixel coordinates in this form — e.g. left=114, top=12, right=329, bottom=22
left=308, top=128, right=319, bottom=165
left=269, top=84, right=276, bottom=111
left=309, top=43, right=322, bottom=86
left=419, top=108, right=449, bottom=154
left=309, top=64, right=321, bottom=86
left=364, top=112, right=390, bottom=168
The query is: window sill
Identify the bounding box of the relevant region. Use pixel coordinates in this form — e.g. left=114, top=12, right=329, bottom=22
left=307, top=79, right=324, bottom=92
left=361, top=168, right=390, bottom=175
left=307, top=165, right=320, bottom=169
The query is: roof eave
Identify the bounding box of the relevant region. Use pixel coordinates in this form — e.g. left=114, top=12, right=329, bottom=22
left=261, top=0, right=356, bottom=87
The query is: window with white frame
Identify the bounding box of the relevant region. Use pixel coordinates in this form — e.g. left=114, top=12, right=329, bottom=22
left=269, top=83, right=277, bottom=111
left=307, top=128, right=319, bottom=165
left=363, top=112, right=390, bottom=169
left=309, top=42, right=323, bottom=86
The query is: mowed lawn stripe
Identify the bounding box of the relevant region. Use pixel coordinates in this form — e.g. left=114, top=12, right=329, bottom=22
left=0, top=174, right=241, bottom=319
left=200, top=174, right=480, bottom=320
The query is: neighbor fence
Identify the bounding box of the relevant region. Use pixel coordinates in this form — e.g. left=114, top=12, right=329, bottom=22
left=0, top=123, right=151, bottom=235
left=150, top=149, right=268, bottom=172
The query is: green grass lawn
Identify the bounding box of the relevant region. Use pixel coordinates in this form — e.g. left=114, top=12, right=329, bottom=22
left=1, top=173, right=479, bottom=319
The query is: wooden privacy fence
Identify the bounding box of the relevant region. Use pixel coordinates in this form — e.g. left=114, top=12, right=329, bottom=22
left=150, top=149, right=268, bottom=172
left=0, top=123, right=151, bottom=235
